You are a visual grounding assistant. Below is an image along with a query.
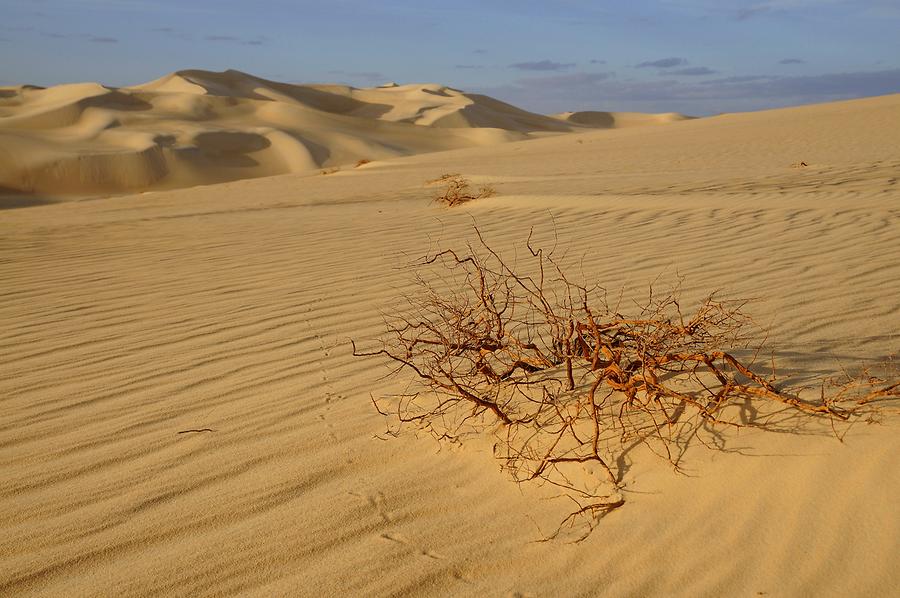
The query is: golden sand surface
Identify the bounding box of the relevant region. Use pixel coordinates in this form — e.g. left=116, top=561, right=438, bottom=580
left=2, top=91, right=898, bottom=596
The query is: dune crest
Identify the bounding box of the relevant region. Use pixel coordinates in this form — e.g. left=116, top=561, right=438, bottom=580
left=0, top=69, right=688, bottom=198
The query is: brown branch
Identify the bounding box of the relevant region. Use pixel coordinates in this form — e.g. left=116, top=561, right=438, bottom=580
left=351, top=225, right=895, bottom=539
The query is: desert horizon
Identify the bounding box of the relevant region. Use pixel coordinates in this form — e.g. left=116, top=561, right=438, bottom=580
left=2, top=1, right=900, bottom=596
left=1, top=68, right=699, bottom=204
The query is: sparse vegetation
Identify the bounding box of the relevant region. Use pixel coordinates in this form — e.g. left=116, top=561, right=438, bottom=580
left=355, top=159, right=371, bottom=168
left=429, top=175, right=495, bottom=207
left=426, top=173, right=462, bottom=184
left=354, top=227, right=898, bottom=540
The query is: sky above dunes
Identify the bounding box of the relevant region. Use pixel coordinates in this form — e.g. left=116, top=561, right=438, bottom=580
left=1, top=0, right=898, bottom=115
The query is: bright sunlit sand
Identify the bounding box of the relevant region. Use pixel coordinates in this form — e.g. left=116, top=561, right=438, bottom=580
left=2, top=82, right=898, bottom=595
left=2, top=2, right=900, bottom=595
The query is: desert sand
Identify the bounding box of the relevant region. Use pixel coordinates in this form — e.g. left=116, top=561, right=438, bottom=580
left=1, top=81, right=899, bottom=597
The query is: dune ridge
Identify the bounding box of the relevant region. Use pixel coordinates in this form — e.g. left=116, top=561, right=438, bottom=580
left=0, top=69, right=688, bottom=200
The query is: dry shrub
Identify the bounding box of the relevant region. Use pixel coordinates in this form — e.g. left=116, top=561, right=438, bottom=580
left=355, top=159, right=371, bottom=168
left=431, top=175, right=495, bottom=207
left=426, top=172, right=461, bottom=184
left=320, top=167, right=340, bottom=175
left=353, top=228, right=898, bottom=539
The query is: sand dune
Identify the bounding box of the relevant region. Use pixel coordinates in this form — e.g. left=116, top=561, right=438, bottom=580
left=1, top=94, right=899, bottom=596
left=551, top=110, right=692, bottom=128
left=0, top=69, right=688, bottom=199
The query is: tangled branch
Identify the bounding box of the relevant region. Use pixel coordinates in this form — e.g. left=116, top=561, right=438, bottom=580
left=353, top=227, right=898, bottom=540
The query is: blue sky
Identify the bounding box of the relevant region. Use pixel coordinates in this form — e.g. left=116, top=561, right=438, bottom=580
left=1, top=0, right=899, bottom=115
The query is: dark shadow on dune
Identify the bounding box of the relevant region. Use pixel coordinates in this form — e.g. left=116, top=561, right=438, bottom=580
left=193, top=131, right=270, bottom=153
left=729, top=343, right=898, bottom=389
left=153, top=134, right=177, bottom=148
left=79, top=91, right=153, bottom=112
left=442, top=93, right=573, bottom=132
left=286, top=133, right=331, bottom=165
left=175, top=69, right=395, bottom=119
left=184, top=131, right=268, bottom=167
left=605, top=349, right=898, bottom=485
left=346, top=102, right=395, bottom=120
left=0, top=188, right=60, bottom=209
left=566, top=111, right=616, bottom=128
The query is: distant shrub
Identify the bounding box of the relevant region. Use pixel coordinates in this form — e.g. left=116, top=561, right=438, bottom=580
left=431, top=175, right=495, bottom=207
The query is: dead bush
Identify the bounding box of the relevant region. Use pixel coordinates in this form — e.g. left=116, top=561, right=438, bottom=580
left=426, top=173, right=461, bottom=184
left=431, top=175, right=495, bottom=207
left=353, top=227, right=898, bottom=539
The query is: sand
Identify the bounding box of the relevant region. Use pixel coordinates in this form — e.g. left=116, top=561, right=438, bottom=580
left=1, top=90, right=899, bottom=596
left=0, top=69, right=688, bottom=200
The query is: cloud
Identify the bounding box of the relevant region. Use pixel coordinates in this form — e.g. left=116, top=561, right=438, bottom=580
left=36, top=32, right=121, bottom=42
left=699, top=75, right=772, bottom=85
left=536, top=72, right=614, bottom=83
left=204, top=34, right=265, bottom=46
left=863, top=3, right=900, bottom=18
left=510, top=60, right=576, bottom=72
left=779, top=58, right=806, bottom=64
left=477, top=67, right=900, bottom=115
left=737, top=68, right=900, bottom=99
left=669, top=66, right=718, bottom=76
left=507, top=73, right=616, bottom=97
left=661, top=1, right=851, bottom=22
left=473, top=49, right=488, bottom=55
left=149, top=26, right=193, bottom=41
left=455, top=65, right=484, bottom=70
left=729, top=0, right=878, bottom=20
left=636, top=57, right=688, bottom=69
left=39, top=0, right=215, bottom=15
left=590, top=59, right=607, bottom=65
left=736, top=5, right=770, bottom=20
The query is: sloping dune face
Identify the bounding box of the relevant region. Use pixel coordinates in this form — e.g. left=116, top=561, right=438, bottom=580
left=0, top=69, right=622, bottom=198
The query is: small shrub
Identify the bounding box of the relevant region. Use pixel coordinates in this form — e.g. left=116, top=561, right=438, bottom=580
left=426, top=173, right=461, bottom=184
left=432, top=175, right=495, bottom=207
